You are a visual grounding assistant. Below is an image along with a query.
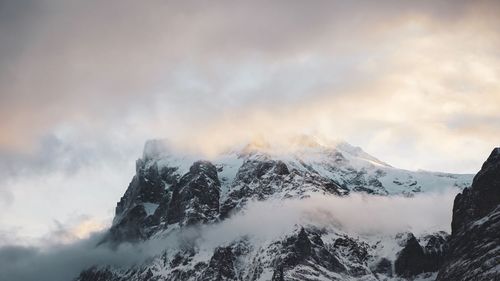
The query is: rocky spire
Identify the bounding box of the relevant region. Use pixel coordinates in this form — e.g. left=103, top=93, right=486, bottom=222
left=437, top=147, right=500, bottom=281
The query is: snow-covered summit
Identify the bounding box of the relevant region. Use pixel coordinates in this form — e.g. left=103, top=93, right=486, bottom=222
left=103, top=136, right=473, bottom=243
left=141, top=136, right=471, bottom=197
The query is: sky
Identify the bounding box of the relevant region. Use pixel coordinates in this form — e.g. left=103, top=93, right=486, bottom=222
left=0, top=0, right=500, bottom=244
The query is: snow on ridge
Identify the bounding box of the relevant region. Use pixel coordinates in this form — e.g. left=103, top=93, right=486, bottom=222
left=139, top=137, right=473, bottom=196
left=142, top=203, right=160, bottom=216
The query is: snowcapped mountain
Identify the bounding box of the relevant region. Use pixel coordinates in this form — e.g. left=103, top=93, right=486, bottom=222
left=75, top=137, right=491, bottom=281
left=103, top=137, right=472, bottom=242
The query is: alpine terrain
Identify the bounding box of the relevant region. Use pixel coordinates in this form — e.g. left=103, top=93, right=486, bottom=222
left=75, top=137, right=499, bottom=281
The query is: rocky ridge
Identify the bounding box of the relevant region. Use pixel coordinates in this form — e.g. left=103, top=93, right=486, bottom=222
left=103, top=138, right=472, bottom=243
left=436, top=148, right=500, bottom=281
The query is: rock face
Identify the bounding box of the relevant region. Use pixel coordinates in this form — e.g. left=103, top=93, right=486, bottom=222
left=106, top=155, right=175, bottom=241
left=394, top=232, right=447, bottom=277
left=278, top=228, right=346, bottom=275
left=219, top=157, right=345, bottom=219
left=202, top=247, right=238, bottom=281
left=78, top=267, right=117, bottom=281
left=437, top=147, right=500, bottom=281
left=104, top=142, right=222, bottom=243
left=167, top=161, right=220, bottom=226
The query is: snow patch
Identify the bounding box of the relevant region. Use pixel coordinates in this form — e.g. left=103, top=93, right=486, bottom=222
left=142, top=203, right=159, bottom=216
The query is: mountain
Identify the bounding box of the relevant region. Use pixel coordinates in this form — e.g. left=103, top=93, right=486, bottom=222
left=103, top=137, right=471, bottom=243
left=436, top=148, right=500, bottom=281
left=78, top=138, right=482, bottom=281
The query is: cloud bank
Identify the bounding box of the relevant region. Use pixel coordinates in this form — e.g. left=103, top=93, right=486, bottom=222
left=0, top=190, right=459, bottom=281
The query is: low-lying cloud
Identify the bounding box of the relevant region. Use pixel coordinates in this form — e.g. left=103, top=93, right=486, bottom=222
left=0, top=189, right=459, bottom=281
left=201, top=189, right=459, bottom=247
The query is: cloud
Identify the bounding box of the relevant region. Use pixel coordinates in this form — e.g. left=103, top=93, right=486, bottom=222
left=0, top=0, right=499, bottom=249
left=0, top=190, right=460, bottom=281
left=0, top=146, right=131, bottom=240
left=201, top=189, right=459, bottom=247
left=41, top=215, right=108, bottom=246
left=0, top=233, right=154, bottom=281
left=0, top=0, right=499, bottom=155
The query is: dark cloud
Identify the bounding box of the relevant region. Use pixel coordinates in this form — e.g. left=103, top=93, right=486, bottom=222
left=0, top=232, right=141, bottom=281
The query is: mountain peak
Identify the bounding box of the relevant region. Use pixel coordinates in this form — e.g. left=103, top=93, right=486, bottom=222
left=105, top=137, right=473, bottom=243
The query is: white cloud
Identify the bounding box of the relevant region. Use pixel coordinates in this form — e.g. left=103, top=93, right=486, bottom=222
left=0, top=190, right=460, bottom=281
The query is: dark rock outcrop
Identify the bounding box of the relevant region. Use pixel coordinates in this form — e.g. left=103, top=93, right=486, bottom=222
left=394, top=232, right=448, bottom=278
left=105, top=148, right=220, bottom=242
left=77, top=267, right=119, bottom=281
left=106, top=158, right=178, bottom=242
left=167, top=161, right=220, bottom=226
left=333, top=236, right=370, bottom=276
left=201, top=247, right=238, bottom=281
left=395, top=234, right=426, bottom=277
left=451, top=148, right=500, bottom=234
left=371, top=258, right=392, bottom=276
left=280, top=228, right=346, bottom=275
left=437, top=147, right=500, bottom=281
left=220, top=157, right=346, bottom=218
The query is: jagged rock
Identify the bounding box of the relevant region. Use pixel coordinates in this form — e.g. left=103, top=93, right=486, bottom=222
left=170, top=249, right=195, bottom=268
left=333, top=236, right=369, bottom=264
left=451, top=148, right=500, bottom=234
left=394, top=232, right=448, bottom=277
left=220, top=157, right=347, bottom=218
left=77, top=267, right=119, bottom=281
left=371, top=258, right=392, bottom=276
left=201, top=247, right=237, bottom=281
left=274, top=161, right=290, bottom=175
left=333, top=236, right=370, bottom=276
left=167, top=161, right=221, bottom=226
left=437, top=147, right=500, bottom=281
left=395, top=233, right=428, bottom=277
left=105, top=158, right=178, bottom=242
left=280, top=228, right=345, bottom=276
left=421, top=232, right=448, bottom=269
left=105, top=156, right=221, bottom=243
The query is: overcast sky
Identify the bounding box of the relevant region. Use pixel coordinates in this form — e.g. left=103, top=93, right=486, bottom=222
left=1, top=0, right=500, bottom=242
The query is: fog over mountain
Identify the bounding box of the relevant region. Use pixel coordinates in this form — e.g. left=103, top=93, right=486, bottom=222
left=0, top=1, right=499, bottom=280
left=0, top=191, right=460, bottom=281
left=2, top=139, right=497, bottom=281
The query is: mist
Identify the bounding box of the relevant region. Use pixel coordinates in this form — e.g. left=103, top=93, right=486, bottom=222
left=200, top=189, right=459, bottom=248
left=0, top=189, right=459, bottom=281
